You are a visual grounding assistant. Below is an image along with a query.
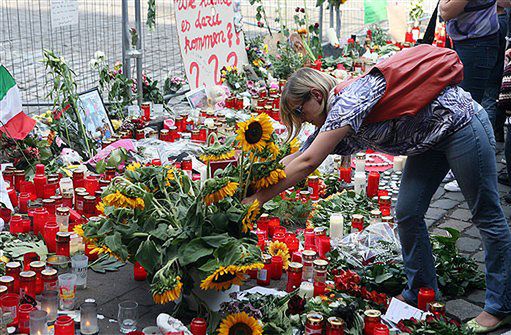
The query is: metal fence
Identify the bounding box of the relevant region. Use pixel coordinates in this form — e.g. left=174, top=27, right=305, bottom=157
left=0, top=0, right=437, bottom=114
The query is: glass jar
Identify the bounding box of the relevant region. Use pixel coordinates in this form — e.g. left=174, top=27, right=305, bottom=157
left=286, top=262, right=303, bottom=293
left=379, top=196, right=391, bottom=217
left=300, top=190, right=311, bottom=202
left=302, top=250, right=317, bottom=282
left=6, top=262, right=21, bottom=294
left=42, top=268, right=58, bottom=292
left=19, top=271, right=36, bottom=299
left=190, top=317, right=207, bottom=335
left=428, top=301, right=446, bottom=318
left=326, top=317, right=345, bottom=335
left=44, top=220, right=59, bottom=253
left=18, top=192, right=30, bottom=214
left=51, top=195, right=63, bottom=207
left=73, top=170, right=85, bottom=189
left=0, top=285, right=7, bottom=298
left=56, top=232, right=71, bottom=257
left=305, top=312, right=324, bottom=335
left=83, top=196, right=97, bottom=218
left=56, top=206, right=70, bottom=232
left=75, top=191, right=89, bottom=213
left=62, top=191, right=73, bottom=209
left=369, top=209, right=381, bottom=224
left=257, top=254, right=272, bottom=286
left=42, top=198, right=56, bottom=215
left=313, top=259, right=329, bottom=283
left=33, top=207, right=49, bottom=236
left=14, top=169, right=25, bottom=191
left=105, top=166, right=116, bottom=181
left=0, top=276, right=14, bottom=294
left=17, top=303, right=35, bottom=333
left=418, top=287, right=435, bottom=311
left=351, top=214, right=364, bottom=233
left=363, top=310, right=382, bottom=335
left=314, top=227, right=327, bottom=251
left=2, top=169, right=14, bottom=186
left=308, top=176, right=320, bottom=200
left=29, top=261, right=46, bottom=295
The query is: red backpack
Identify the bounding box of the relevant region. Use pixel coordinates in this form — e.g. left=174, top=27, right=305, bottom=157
left=334, top=44, right=464, bottom=124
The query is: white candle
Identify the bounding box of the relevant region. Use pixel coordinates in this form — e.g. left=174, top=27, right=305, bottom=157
left=353, top=172, right=366, bottom=195
left=299, top=281, right=314, bottom=299
left=329, top=213, right=344, bottom=240
left=393, top=157, right=403, bottom=172
left=355, top=153, right=366, bottom=173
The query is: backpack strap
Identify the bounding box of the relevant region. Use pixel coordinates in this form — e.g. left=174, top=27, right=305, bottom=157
left=417, top=0, right=440, bottom=45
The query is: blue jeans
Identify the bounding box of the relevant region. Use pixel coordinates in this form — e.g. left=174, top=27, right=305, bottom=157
left=454, top=34, right=499, bottom=104
left=482, top=14, right=508, bottom=128
left=396, top=104, right=511, bottom=317
left=506, top=124, right=511, bottom=180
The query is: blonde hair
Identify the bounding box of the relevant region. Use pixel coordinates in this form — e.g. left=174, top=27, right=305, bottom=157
left=280, top=68, right=339, bottom=141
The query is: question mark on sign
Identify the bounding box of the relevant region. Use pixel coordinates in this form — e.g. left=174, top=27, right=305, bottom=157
left=189, top=62, right=200, bottom=88
left=227, top=52, right=238, bottom=68
left=208, top=54, right=221, bottom=85
left=226, top=22, right=233, bottom=48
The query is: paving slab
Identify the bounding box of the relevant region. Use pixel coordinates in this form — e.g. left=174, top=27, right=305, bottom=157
left=449, top=208, right=473, bottom=222
left=431, top=199, right=460, bottom=210
left=439, top=219, right=472, bottom=232
left=446, top=299, right=482, bottom=322
left=425, top=207, right=448, bottom=222
left=456, top=237, right=482, bottom=254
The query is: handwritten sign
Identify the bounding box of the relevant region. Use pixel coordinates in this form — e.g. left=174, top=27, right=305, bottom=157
left=174, top=0, right=249, bottom=92
left=51, top=0, right=79, bottom=29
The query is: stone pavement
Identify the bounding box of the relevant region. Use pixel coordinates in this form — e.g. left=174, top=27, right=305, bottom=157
left=75, top=142, right=511, bottom=334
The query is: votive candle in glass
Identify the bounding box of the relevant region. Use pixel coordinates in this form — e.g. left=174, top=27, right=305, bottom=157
left=41, top=290, right=59, bottom=322
left=18, top=303, right=36, bottom=333
left=270, top=256, right=283, bottom=280
left=71, top=254, right=88, bottom=289
left=29, top=310, right=48, bottom=335
left=80, top=301, right=99, bottom=334
left=58, top=273, right=77, bottom=311
left=29, top=261, right=46, bottom=295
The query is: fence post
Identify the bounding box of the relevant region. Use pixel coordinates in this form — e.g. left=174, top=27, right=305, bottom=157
left=335, top=4, right=341, bottom=37
left=319, top=4, right=324, bottom=42
left=122, top=0, right=131, bottom=80
left=134, top=0, right=143, bottom=106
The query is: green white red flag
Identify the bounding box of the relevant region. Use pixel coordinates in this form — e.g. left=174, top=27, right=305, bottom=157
left=0, top=65, right=35, bottom=140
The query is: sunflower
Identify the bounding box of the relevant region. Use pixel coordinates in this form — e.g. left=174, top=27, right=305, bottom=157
left=103, top=191, right=145, bottom=210
left=152, top=276, right=183, bottom=304
left=126, top=162, right=141, bottom=172
left=253, top=168, right=286, bottom=190
left=165, top=167, right=177, bottom=187
left=200, top=144, right=236, bottom=163
left=96, top=201, right=105, bottom=214
left=241, top=200, right=260, bottom=233
left=200, top=265, right=246, bottom=291
left=236, top=113, right=273, bottom=152
left=268, top=142, right=280, bottom=158
left=238, top=262, right=264, bottom=273
left=204, top=180, right=239, bottom=205
left=218, top=312, right=263, bottom=335
left=268, top=241, right=290, bottom=270
left=289, top=138, right=300, bottom=154
left=73, top=224, right=85, bottom=238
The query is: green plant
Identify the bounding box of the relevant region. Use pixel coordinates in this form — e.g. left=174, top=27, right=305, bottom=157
left=432, top=228, right=485, bottom=298
left=270, top=44, right=307, bottom=80
left=147, top=0, right=156, bottom=31
left=43, top=49, right=94, bottom=157
left=141, top=73, right=165, bottom=104
left=263, top=192, right=313, bottom=227
left=90, top=54, right=134, bottom=118
left=409, top=0, right=425, bottom=22
left=248, top=0, right=272, bottom=36
left=220, top=66, right=247, bottom=95
left=398, top=316, right=474, bottom=335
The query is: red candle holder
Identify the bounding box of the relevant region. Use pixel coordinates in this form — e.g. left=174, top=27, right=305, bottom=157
left=257, top=214, right=269, bottom=232
left=313, top=281, right=326, bottom=296
left=340, top=167, right=352, bottom=183
left=273, top=232, right=286, bottom=243
left=190, top=317, right=207, bottom=335
left=304, top=230, right=316, bottom=251
left=54, top=315, right=75, bottom=335
left=285, top=234, right=299, bottom=254
left=257, top=255, right=272, bottom=287
left=18, top=192, right=30, bottom=214
left=44, top=220, right=59, bottom=253
left=418, top=287, right=436, bottom=311
left=17, top=303, right=35, bottom=333
left=33, top=207, right=49, bottom=236
left=317, top=236, right=331, bottom=259
left=0, top=293, right=20, bottom=327
left=373, top=324, right=390, bottom=335
left=366, top=171, right=380, bottom=198
left=134, top=262, right=147, bottom=281
left=267, top=217, right=280, bottom=238
left=271, top=255, right=283, bottom=280
left=9, top=215, right=23, bottom=235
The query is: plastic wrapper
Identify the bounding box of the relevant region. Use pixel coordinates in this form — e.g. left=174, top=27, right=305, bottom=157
left=156, top=314, right=192, bottom=335
left=136, top=138, right=204, bottom=163
left=334, top=223, right=402, bottom=264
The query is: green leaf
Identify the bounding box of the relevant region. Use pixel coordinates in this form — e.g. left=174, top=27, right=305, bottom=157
left=135, top=238, right=159, bottom=274
left=96, top=160, right=107, bottom=174
left=201, top=234, right=231, bottom=248
left=180, top=239, right=214, bottom=266
left=89, top=254, right=126, bottom=273
left=374, top=272, right=394, bottom=284
left=105, top=232, right=128, bottom=260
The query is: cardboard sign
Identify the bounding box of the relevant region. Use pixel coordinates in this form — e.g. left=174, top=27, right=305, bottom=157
left=51, top=0, right=79, bottom=29
left=174, top=0, right=249, bottom=92
left=387, top=2, right=407, bottom=43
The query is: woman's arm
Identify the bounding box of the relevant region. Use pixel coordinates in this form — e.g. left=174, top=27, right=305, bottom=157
left=280, top=151, right=302, bottom=167
left=439, top=0, right=469, bottom=21
left=248, top=126, right=351, bottom=204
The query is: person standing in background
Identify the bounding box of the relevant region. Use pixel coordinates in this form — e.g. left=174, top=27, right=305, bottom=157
left=440, top=0, right=499, bottom=193
left=483, top=1, right=511, bottom=141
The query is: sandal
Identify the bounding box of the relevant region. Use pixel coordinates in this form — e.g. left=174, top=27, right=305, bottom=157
left=466, top=315, right=511, bottom=334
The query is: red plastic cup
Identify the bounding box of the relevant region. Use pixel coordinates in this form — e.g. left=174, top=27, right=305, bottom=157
left=17, top=303, right=36, bottom=333
left=313, top=281, right=326, bottom=296
left=271, top=256, right=283, bottom=280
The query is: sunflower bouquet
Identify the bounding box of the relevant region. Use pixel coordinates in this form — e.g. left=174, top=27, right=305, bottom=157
left=80, top=113, right=295, bottom=309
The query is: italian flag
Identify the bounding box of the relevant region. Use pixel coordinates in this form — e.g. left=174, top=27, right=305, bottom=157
left=0, top=65, right=35, bottom=140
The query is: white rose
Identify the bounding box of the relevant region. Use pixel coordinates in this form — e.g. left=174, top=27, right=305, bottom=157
left=204, top=118, right=215, bottom=129
left=94, top=51, right=105, bottom=60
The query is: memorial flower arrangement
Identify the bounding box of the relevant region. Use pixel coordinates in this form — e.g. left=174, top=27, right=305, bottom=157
left=80, top=113, right=294, bottom=307
left=220, top=66, right=248, bottom=95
